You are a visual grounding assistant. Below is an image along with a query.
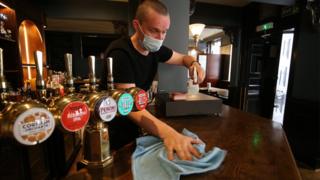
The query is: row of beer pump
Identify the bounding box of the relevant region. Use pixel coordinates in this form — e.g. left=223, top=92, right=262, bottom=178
left=0, top=48, right=149, bottom=168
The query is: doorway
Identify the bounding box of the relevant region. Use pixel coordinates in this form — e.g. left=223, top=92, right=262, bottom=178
left=243, top=31, right=282, bottom=118
left=272, top=31, right=294, bottom=124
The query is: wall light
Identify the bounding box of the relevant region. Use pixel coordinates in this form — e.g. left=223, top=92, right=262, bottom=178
left=189, top=23, right=205, bottom=47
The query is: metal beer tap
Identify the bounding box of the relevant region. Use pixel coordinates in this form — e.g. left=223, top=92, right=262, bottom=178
left=35, top=51, right=90, bottom=132
left=0, top=99, right=56, bottom=145
left=104, top=53, right=148, bottom=112
left=106, top=57, right=134, bottom=116
left=0, top=50, right=55, bottom=146
left=80, top=55, right=118, bottom=168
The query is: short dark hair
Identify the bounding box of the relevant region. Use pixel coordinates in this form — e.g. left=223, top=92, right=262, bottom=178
left=135, top=0, right=169, bottom=22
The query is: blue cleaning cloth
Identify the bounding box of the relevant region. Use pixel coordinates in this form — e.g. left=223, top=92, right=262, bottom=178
left=132, top=129, right=227, bottom=180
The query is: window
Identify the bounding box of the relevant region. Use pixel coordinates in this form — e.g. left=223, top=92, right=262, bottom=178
left=211, top=38, right=221, bottom=54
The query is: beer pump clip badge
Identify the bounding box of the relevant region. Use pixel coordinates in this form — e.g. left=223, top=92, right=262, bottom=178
left=96, top=97, right=117, bottom=122
left=13, top=108, right=55, bottom=145
left=61, top=101, right=90, bottom=132
left=117, top=93, right=134, bottom=116
left=134, top=89, right=148, bottom=111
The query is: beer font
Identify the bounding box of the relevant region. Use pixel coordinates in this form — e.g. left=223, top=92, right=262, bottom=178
left=0, top=49, right=55, bottom=146
left=35, top=51, right=90, bottom=132
left=81, top=55, right=118, bottom=168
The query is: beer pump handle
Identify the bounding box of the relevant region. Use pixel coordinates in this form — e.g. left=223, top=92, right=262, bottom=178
left=0, top=48, right=3, bottom=77
left=88, top=56, right=96, bottom=85
left=106, top=57, right=114, bottom=90
left=64, top=53, right=74, bottom=89
left=64, top=53, right=73, bottom=79
left=34, top=51, right=45, bottom=89
left=0, top=48, right=8, bottom=90
left=0, top=47, right=8, bottom=98
left=34, top=51, right=47, bottom=100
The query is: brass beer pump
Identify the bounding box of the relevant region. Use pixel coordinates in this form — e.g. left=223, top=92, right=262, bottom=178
left=0, top=50, right=55, bottom=146
left=35, top=51, right=90, bottom=133
left=80, top=55, right=118, bottom=168
left=44, top=53, right=91, bottom=178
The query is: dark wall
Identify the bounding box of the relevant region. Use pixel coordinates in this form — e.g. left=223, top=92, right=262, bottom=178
left=128, top=0, right=139, bottom=36
left=190, top=2, right=242, bottom=27
left=39, top=0, right=128, bottom=22
left=252, top=0, right=295, bottom=6
left=35, top=0, right=127, bottom=78
left=291, top=19, right=320, bottom=101
left=283, top=2, right=320, bottom=168
left=45, top=31, right=120, bottom=78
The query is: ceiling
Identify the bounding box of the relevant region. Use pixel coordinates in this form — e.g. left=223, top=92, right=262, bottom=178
left=107, top=0, right=250, bottom=7
left=197, top=0, right=295, bottom=6
left=191, top=0, right=295, bottom=40
left=107, top=0, right=295, bottom=7
left=197, top=0, right=250, bottom=7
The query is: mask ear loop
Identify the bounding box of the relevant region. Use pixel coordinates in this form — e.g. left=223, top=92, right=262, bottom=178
left=136, top=21, right=147, bottom=48
left=137, top=21, right=145, bottom=36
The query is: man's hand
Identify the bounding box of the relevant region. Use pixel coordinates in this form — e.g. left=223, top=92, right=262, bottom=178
left=165, top=53, right=205, bottom=83
left=189, top=62, right=205, bottom=84
left=128, top=109, right=203, bottom=161
left=162, top=130, right=202, bottom=161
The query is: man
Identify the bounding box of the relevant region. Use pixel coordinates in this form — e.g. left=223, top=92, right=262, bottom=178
left=102, top=0, right=205, bottom=161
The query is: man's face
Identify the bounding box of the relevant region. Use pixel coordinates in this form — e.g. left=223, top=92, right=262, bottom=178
left=138, top=8, right=170, bottom=41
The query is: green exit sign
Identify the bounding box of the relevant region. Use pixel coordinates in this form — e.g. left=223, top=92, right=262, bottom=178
left=256, top=22, right=274, bottom=32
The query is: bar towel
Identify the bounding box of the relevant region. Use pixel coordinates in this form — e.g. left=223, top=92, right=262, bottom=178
left=132, top=129, right=227, bottom=180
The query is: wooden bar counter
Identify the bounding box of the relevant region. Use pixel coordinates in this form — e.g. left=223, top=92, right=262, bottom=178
left=70, top=105, right=302, bottom=180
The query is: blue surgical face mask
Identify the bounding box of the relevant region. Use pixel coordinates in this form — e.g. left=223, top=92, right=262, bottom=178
left=138, top=23, right=163, bottom=52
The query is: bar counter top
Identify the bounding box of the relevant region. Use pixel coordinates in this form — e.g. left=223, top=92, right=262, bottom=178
left=70, top=105, right=302, bottom=180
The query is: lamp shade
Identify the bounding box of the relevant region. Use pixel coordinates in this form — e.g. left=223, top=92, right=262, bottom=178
left=189, top=23, right=206, bottom=37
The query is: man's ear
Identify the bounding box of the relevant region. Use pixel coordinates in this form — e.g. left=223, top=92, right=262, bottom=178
left=132, top=19, right=139, bottom=31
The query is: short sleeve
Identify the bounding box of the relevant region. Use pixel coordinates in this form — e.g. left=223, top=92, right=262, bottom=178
left=109, top=49, right=135, bottom=84
left=156, top=45, right=173, bottom=63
